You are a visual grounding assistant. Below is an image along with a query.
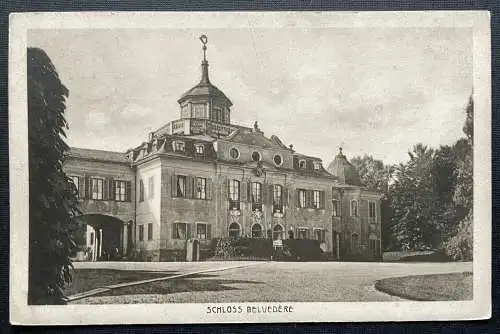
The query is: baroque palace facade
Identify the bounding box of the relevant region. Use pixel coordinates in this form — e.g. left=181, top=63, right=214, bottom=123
left=63, top=36, right=382, bottom=262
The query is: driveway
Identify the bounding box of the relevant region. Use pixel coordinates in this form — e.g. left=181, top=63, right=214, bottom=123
left=71, top=261, right=472, bottom=304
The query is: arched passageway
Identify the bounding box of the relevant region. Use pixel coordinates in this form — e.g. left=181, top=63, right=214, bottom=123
left=75, top=214, right=129, bottom=261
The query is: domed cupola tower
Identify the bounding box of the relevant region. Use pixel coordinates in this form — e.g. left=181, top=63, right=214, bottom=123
left=177, top=35, right=233, bottom=124
left=327, top=148, right=362, bottom=186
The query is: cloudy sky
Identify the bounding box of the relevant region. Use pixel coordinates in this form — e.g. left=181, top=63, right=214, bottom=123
left=28, top=27, right=472, bottom=165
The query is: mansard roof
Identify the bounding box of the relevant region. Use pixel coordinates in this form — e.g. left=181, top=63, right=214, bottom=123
left=67, top=147, right=129, bottom=164
left=221, top=128, right=290, bottom=150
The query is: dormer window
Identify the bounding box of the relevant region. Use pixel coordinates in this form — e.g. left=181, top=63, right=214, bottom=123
left=299, top=159, right=306, bottom=169
left=172, top=140, right=185, bottom=152
left=313, top=161, right=321, bottom=170
left=195, top=143, right=205, bottom=155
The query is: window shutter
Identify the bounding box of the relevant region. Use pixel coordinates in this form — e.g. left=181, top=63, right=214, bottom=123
left=207, top=224, right=212, bottom=239
left=171, top=175, right=177, bottom=197
left=186, top=176, right=193, bottom=199
left=206, top=178, right=212, bottom=200
left=78, top=176, right=85, bottom=199
left=187, top=223, right=192, bottom=239
left=306, top=190, right=312, bottom=208
left=172, top=223, right=177, bottom=239
left=126, top=181, right=132, bottom=202
left=240, top=181, right=247, bottom=202
left=108, top=178, right=114, bottom=200
left=320, top=191, right=325, bottom=209
left=247, top=181, right=252, bottom=202
left=84, top=175, right=90, bottom=199
left=103, top=179, right=109, bottom=200
left=282, top=186, right=288, bottom=206
left=224, top=178, right=230, bottom=200
left=296, top=189, right=300, bottom=207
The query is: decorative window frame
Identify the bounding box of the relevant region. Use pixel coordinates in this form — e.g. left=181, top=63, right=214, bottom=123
left=313, top=161, right=322, bottom=170
left=251, top=151, right=262, bottom=162
left=273, top=153, right=283, bottom=167
left=251, top=223, right=263, bottom=238
left=228, top=222, right=241, bottom=238
left=350, top=199, right=359, bottom=217
left=368, top=200, right=376, bottom=219
left=298, top=159, right=307, bottom=169
left=194, top=143, right=205, bottom=155
left=229, top=147, right=240, bottom=160
left=172, top=140, right=185, bottom=152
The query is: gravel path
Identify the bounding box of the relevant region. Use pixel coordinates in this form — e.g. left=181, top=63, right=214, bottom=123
left=71, top=261, right=472, bottom=304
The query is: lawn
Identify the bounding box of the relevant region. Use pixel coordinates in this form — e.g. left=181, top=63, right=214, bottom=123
left=375, top=272, right=473, bottom=301
left=63, top=269, right=176, bottom=296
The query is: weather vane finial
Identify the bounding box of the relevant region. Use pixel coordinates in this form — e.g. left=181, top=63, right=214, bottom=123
left=200, top=35, right=208, bottom=61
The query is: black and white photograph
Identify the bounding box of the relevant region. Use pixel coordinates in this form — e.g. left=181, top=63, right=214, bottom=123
left=9, top=11, right=491, bottom=324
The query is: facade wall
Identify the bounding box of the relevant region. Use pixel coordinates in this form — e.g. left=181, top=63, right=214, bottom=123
left=64, top=154, right=382, bottom=261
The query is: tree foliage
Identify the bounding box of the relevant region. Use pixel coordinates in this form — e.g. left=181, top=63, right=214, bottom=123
left=28, top=47, right=80, bottom=304
left=353, top=96, right=473, bottom=257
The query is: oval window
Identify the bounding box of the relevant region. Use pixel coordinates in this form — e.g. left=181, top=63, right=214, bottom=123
left=252, top=151, right=261, bottom=162
left=230, top=148, right=240, bottom=159
left=273, top=154, right=283, bottom=166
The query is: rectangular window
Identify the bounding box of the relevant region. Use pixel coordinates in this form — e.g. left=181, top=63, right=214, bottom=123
left=273, top=185, right=283, bottom=213
left=139, top=179, right=144, bottom=202
left=297, top=189, right=306, bottom=208
left=297, top=228, right=309, bottom=240
left=173, top=223, right=187, bottom=239
left=192, top=103, right=206, bottom=118
left=115, top=180, right=127, bottom=201
left=314, top=229, right=326, bottom=243
left=147, top=223, right=153, bottom=240
left=138, top=225, right=144, bottom=241
left=148, top=176, right=155, bottom=199
left=369, top=201, right=376, bottom=218
left=229, top=180, right=240, bottom=210
left=91, top=178, right=103, bottom=200
left=251, top=182, right=262, bottom=211
left=351, top=200, right=358, bottom=217
left=173, top=140, right=185, bottom=152
left=312, top=190, right=321, bottom=209
left=194, top=177, right=206, bottom=199
left=196, top=223, right=207, bottom=239
left=195, top=144, right=205, bottom=155
left=332, top=200, right=339, bottom=216
left=177, top=175, right=186, bottom=197
left=70, top=176, right=79, bottom=197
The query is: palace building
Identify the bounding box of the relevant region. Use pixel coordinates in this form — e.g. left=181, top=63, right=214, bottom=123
left=64, top=36, right=382, bottom=262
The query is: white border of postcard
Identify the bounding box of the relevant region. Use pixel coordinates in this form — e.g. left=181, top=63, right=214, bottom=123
left=9, top=11, right=491, bottom=325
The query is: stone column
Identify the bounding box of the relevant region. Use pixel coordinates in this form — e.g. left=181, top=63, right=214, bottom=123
left=99, top=228, right=103, bottom=259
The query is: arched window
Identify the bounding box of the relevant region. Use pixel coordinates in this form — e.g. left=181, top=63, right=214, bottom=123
left=350, top=200, right=358, bottom=217
left=352, top=234, right=359, bottom=252
left=228, top=223, right=240, bottom=238
left=251, top=224, right=262, bottom=238
left=273, top=224, right=283, bottom=240
left=273, top=184, right=283, bottom=213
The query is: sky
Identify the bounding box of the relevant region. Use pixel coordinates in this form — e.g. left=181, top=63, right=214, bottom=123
left=28, top=27, right=472, bottom=165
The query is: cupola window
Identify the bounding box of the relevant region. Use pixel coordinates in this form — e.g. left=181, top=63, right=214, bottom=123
left=192, top=103, right=207, bottom=119
left=230, top=148, right=240, bottom=160
left=252, top=151, right=261, bottom=162
left=273, top=154, right=283, bottom=167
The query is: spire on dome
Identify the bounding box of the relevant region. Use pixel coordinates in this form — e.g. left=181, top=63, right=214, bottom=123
left=199, top=34, right=210, bottom=84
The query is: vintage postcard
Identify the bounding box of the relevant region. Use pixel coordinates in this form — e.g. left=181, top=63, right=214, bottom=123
left=9, top=11, right=491, bottom=325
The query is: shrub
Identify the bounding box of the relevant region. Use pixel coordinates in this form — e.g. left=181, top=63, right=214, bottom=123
left=442, top=213, right=473, bottom=261
left=213, top=237, right=273, bottom=259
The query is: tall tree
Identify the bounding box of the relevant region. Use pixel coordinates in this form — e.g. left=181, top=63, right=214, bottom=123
left=28, top=47, right=80, bottom=304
